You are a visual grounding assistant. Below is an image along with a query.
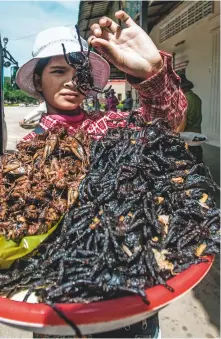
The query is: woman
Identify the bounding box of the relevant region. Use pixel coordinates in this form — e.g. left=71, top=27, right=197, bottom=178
left=16, top=11, right=186, bottom=143
left=107, top=89, right=119, bottom=112
left=177, top=72, right=203, bottom=163
left=16, top=10, right=187, bottom=338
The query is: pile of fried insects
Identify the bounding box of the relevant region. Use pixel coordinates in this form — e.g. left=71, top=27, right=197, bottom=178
left=0, top=113, right=220, bottom=305
left=0, top=128, right=90, bottom=240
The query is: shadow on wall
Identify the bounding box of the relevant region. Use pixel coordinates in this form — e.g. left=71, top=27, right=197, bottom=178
left=193, top=142, right=220, bottom=334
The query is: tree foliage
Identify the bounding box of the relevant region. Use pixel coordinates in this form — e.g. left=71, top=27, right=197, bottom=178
left=3, top=77, right=38, bottom=105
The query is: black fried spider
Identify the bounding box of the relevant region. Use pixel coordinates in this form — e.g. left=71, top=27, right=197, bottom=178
left=61, top=25, right=111, bottom=96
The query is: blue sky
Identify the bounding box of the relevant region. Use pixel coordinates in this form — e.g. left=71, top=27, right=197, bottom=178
left=0, top=1, right=80, bottom=75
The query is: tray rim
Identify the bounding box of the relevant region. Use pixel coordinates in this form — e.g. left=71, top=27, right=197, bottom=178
left=0, top=255, right=214, bottom=335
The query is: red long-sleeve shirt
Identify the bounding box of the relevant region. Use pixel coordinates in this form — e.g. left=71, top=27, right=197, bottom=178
left=23, top=51, right=187, bottom=142
left=107, top=95, right=119, bottom=112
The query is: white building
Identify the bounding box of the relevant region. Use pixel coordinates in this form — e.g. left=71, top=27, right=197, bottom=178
left=150, top=0, right=220, bottom=147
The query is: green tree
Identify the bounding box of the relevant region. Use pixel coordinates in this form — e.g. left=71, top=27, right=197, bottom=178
left=3, top=76, right=38, bottom=105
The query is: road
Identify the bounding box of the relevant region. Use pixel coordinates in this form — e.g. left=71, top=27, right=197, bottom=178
left=0, top=107, right=220, bottom=338
left=4, top=106, right=35, bottom=151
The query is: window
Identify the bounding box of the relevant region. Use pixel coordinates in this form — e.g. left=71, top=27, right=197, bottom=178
left=160, top=1, right=213, bottom=43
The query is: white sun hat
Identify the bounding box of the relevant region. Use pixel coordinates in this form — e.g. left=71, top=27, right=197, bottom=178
left=16, top=26, right=110, bottom=99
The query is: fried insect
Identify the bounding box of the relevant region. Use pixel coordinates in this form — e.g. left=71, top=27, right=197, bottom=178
left=61, top=25, right=111, bottom=96
left=0, top=128, right=90, bottom=241
left=0, top=114, right=219, bottom=306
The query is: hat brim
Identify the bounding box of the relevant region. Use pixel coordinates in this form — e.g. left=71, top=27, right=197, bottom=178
left=16, top=42, right=110, bottom=99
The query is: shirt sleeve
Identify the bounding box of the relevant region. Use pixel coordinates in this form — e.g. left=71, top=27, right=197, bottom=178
left=185, top=92, right=202, bottom=127
left=127, top=51, right=187, bottom=130
left=185, top=93, right=194, bottom=125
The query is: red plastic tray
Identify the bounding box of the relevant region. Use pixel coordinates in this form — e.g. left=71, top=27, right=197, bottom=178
left=0, top=255, right=214, bottom=335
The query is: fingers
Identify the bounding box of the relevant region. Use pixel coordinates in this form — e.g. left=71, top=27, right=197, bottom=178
left=115, top=10, right=136, bottom=27
left=88, top=37, right=116, bottom=63
left=99, top=16, right=120, bottom=34
left=90, top=11, right=135, bottom=37
left=88, top=35, right=95, bottom=47
left=89, top=10, right=133, bottom=49
left=90, top=23, right=102, bottom=37
left=90, top=23, right=113, bottom=42
left=88, top=34, right=110, bottom=51
left=88, top=37, right=110, bottom=52
left=90, top=16, right=121, bottom=37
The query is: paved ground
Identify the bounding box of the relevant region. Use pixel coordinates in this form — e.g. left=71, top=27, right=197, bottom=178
left=4, top=106, right=34, bottom=151
left=0, top=107, right=220, bottom=338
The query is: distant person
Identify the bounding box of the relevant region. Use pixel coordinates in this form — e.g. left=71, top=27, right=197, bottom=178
left=19, top=101, right=46, bottom=129
left=94, top=97, right=101, bottom=111
left=90, top=96, right=101, bottom=111
left=177, top=73, right=203, bottom=163
left=104, top=92, right=109, bottom=110
left=107, top=89, right=119, bottom=112
left=122, top=90, right=133, bottom=111
left=83, top=99, right=90, bottom=112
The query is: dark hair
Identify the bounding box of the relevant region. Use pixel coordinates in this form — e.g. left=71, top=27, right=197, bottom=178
left=34, top=57, right=51, bottom=77
left=33, top=57, right=52, bottom=95
left=179, top=73, right=194, bottom=91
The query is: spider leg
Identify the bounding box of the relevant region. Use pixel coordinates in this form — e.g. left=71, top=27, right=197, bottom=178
left=62, top=43, right=76, bottom=68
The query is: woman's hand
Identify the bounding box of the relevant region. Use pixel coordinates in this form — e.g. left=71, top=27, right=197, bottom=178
left=88, top=10, right=163, bottom=80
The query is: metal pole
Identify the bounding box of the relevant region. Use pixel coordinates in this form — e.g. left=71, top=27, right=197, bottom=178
left=140, top=1, right=149, bottom=33
left=0, top=36, right=4, bottom=155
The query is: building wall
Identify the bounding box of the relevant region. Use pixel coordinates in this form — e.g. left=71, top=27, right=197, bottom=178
left=150, top=1, right=220, bottom=146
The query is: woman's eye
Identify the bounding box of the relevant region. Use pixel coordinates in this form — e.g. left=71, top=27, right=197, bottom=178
left=51, top=70, right=64, bottom=74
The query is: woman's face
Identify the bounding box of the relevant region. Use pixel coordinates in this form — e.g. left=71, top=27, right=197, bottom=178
left=37, top=55, right=85, bottom=112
